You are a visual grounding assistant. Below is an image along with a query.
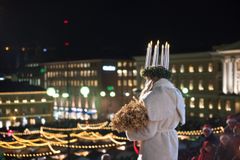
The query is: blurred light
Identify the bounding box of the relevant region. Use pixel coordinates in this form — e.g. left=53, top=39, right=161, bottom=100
left=110, top=91, right=116, bottom=97
left=21, top=47, right=26, bottom=52
left=0, top=77, right=5, bottom=81
left=124, top=92, right=130, bottom=97
left=182, top=88, right=189, bottom=94
left=41, top=118, right=46, bottom=125
left=62, top=93, right=69, bottom=98
left=47, top=87, right=56, bottom=96
left=63, top=19, right=69, bottom=24
left=64, top=41, right=70, bottom=46
left=107, top=86, right=114, bottom=91
left=80, top=86, right=90, bottom=98
left=7, top=130, right=13, bottom=137
left=102, top=65, right=116, bottom=71
left=43, top=48, right=48, bottom=52
left=4, top=46, right=10, bottom=51
left=53, top=93, right=59, bottom=98
left=100, top=91, right=106, bottom=97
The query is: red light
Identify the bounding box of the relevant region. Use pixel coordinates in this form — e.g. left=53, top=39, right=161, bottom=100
left=64, top=41, right=70, bottom=46
left=63, top=19, right=69, bottom=24
left=7, top=130, right=14, bottom=137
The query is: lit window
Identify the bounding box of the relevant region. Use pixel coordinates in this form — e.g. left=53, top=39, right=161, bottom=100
left=123, top=80, right=127, bottom=86
left=190, top=97, right=195, bottom=108
left=198, top=80, right=204, bottom=91
left=199, top=113, right=204, bottom=118
left=225, top=100, right=231, bottom=111
left=14, top=100, right=19, bottom=103
left=128, top=80, right=133, bottom=87
left=199, top=98, right=204, bottom=109
left=171, top=65, right=176, bottom=73
left=133, top=80, right=137, bottom=86
left=118, top=80, right=122, bottom=86
left=117, top=70, right=122, bottom=76
left=208, top=63, right=213, bottom=72
left=41, top=98, right=47, bottom=102
left=180, top=64, right=184, bottom=73
left=0, top=121, right=2, bottom=128
left=208, top=83, right=214, bottom=91
left=209, top=114, right=213, bottom=118
left=190, top=112, right=194, bottom=117
left=209, top=102, right=213, bottom=110
left=14, top=108, right=18, bottom=112
left=133, top=70, right=137, bottom=76
left=129, top=62, right=133, bottom=67
left=218, top=100, right=221, bottom=110
left=117, top=62, right=122, bottom=67
left=6, top=109, right=11, bottom=115
left=123, top=70, right=127, bottom=77
left=94, top=80, right=98, bottom=86
left=189, top=65, right=194, bottom=73
left=189, top=80, right=194, bottom=90
left=198, top=66, right=203, bottom=72
left=6, top=100, right=11, bottom=104
left=0, top=99, right=2, bottom=104
left=180, top=81, right=184, bottom=90
left=123, top=62, right=127, bottom=67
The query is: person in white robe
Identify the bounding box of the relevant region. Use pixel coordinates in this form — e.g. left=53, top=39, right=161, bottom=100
left=126, top=41, right=186, bottom=160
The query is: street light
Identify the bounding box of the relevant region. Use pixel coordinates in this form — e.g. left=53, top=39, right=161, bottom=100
left=47, top=87, right=56, bottom=97
left=182, top=88, right=189, bottom=94
left=80, top=86, right=90, bottom=98
left=62, top=93, right=69, bottom=98
left=100, top=91, right=106, bottom=97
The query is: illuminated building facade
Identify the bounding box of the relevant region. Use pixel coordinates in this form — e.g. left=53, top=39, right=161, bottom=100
left=0, top=80, right=53, bottom=129
left=17, top=59, right=137, bottom=120
left=134, top=49, right=240, bottom=120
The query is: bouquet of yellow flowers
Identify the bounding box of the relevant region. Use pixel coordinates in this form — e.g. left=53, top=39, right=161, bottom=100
left=111, top=98, right=149, bottom=132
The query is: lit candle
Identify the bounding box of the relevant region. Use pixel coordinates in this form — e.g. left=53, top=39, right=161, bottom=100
left=152, top=40, right=159, bottom=66
left=160, top=44, right=164, bottom=66
left=145, top=41, right=152, bottom=68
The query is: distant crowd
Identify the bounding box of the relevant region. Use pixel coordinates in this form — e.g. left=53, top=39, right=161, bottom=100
left=190, top=113, right=240, bottom=160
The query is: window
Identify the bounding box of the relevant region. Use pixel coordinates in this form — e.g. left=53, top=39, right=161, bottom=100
left=133, top=80, right=137, bottom=86
left=180, top=64, right=184, bottom=73
left=189, top=65, right=194, bottom=73
left=199, top=98, right=204, bottom=109
left=189, top=80, right=194, bottom=90
left=133, top=70, right=137, bottom=76
left=117, top=62, right=122, bottom=67
left=208, top=83, right=214, bottom=91
left=218, top=100, right=222, bottom=110
left=180, top=81, right=184, bottom=89
left=199, top=113, right=204, bottom=118
left=198, top=80, right=204, bottom=91
left=198, top=66, right=203, bottom=73
left=209, top=114, right=213, bottom=118
left=123, top=70, right=127, bottom=77
left=123, top=80, right=127, bottom=86
left=208, top=63, right=213, bottom=72
left=128, top=80, right=133, bottom=87
left=171, top=65, right=176, bottom=73
left=190, top=112, right=194, bottom=117
left=117, top=70, right=122, bottom=76
left=209, top=102, right=213, bottom=110
left=225, top=100, right=231, bottom=111
left=6, top=109, right=11, bottom=115
left=190, top=97, right=195, bottom=108
left=118, top=80, right=122, bottom=86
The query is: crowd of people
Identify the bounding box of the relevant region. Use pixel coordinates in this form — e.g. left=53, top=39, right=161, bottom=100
left=190, top=113, right=240, bottom=160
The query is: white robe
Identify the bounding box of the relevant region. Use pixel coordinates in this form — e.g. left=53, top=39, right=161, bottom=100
left=126, top=78, right=186, bottom=160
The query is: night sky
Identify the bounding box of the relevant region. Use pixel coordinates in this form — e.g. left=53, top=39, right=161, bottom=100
left=1, top=0, right=240, bottom=60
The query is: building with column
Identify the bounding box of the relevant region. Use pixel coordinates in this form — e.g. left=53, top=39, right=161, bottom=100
left=134, top=46, right=240, bottom=121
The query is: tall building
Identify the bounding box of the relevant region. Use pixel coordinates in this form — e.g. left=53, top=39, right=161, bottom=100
left=134, top=47, right=240, bottom=121
left=17, top=59, right=137, bottom=120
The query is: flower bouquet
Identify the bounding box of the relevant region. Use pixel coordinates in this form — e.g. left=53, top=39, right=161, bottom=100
left=111, top=97, right=149, bottom=132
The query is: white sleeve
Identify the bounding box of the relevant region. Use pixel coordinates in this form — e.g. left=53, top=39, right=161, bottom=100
left=125, top=121, right=158, bottom=141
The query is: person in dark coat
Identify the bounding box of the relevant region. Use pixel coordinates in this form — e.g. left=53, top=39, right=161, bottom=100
left=224, top=114, right=237, bottom=136
left=215, top=134, right=235, bottom=160
left=192, top=124, right=218, bottom=160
